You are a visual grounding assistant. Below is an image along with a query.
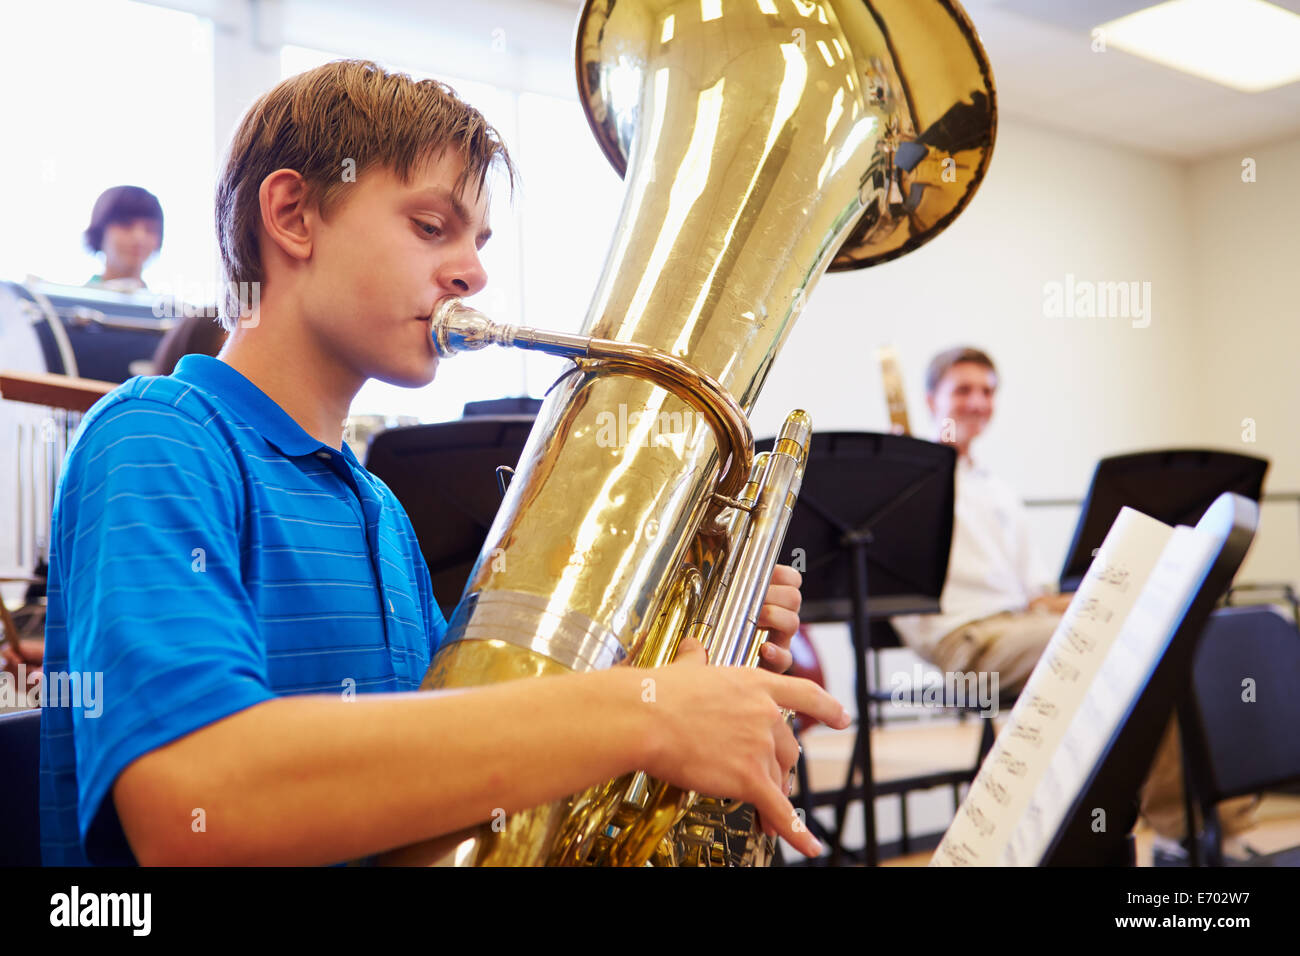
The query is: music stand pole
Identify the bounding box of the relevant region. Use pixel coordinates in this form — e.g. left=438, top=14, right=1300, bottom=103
left=830, top=529, right=879, bottom=867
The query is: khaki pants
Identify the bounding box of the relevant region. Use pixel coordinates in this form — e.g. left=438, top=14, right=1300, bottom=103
left=929, top=610, right=1255, bottom=842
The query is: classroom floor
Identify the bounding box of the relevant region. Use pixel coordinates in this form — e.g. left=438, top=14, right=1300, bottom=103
left=795, top=719, right=1300, bottom=867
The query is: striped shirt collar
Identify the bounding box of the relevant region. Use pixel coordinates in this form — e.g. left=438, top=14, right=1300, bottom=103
left=171, top=354, right=333, bottom=459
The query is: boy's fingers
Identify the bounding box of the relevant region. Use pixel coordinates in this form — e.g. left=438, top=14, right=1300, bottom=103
left=674, top=636, right=708, bottom=665
left=767, top=676, right=850, bottom=729
left=756, top=785, right=821, bottom=857
left=775, top=723, right=800, bottom=774
left=759, top=641, right=793, bottom=674
left=760, top=584, right=802, bottom=614
left=770, top=564, right=802, bottom=589
left=757, top=605, right=799, bottom=640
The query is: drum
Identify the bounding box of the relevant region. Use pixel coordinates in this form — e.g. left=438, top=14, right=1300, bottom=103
left=17, top=279, right=173, bottom=383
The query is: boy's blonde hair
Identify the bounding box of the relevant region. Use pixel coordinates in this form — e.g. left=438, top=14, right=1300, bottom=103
left=215, top=59, right=514, bottom=329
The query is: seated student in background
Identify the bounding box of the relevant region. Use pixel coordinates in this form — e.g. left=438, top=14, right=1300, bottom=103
left=83, top=185, right=163, bottom=293
left=40, top=60, right=846, bottom=866
left=892, top=346, right=1257, bottom=861
left=891, top=347, right=1070, bottom=693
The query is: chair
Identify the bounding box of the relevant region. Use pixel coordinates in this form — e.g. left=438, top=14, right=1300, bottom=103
left=1223, top=582, right=1299, bottom=625
left=1, top=575, right=45, bottom=672
left=1183, top=605, right=1300, bottom=866
left=0, top=709, right=42, bottom=866
left=790, top=618, right=1010, bottom=864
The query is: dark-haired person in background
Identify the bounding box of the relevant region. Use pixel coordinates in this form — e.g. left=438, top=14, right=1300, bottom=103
left=83, top=184, right=228, bottom=375
left=84, top=185, right=163, bottom=292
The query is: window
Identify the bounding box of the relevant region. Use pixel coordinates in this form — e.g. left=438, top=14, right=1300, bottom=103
left=514, top=90, right=626, bottom=395
left=0, top=0, right=216, bottom=299
left=279, top=45, right=625, bottom=422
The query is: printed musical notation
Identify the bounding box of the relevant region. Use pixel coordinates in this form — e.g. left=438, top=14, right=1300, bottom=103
left=994, top=747, right=1028, bottom=778
left=1062, top=627, right=1093, bottom=654
left=1092, top=558, right=1132, bottom=592
left=930, top=507, right=1193, bottom=867
left=1004, top=524, right=1223, bottom=865
left=1047, top=653, right=1080, bottom=682
left=963, top=801, right=996, bottom=838
left=1025, top=695, right=1057, bottom=719
left=1008, top=722, right=1043, bottom=747
left=981, top=775, right=1011, bottom=806
left=937, top=841, right=977, bottom=866
left=1071, top=596, right=1113, bottom=624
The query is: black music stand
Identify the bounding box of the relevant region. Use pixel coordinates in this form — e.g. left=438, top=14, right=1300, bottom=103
left=1059, top=449, right=1267, bottom=592
left=754, top=431, right=956, bottom=866
left=364, top=416, right=534, bottom=615
left=463, top=397, right=543, bottom=417
left=1041, top=493, right=1258, bottom=866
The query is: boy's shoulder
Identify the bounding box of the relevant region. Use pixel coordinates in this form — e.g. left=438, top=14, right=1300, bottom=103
left=64, top=369, right=244, bottom=485
left=82, top=371, right=221, bottom=429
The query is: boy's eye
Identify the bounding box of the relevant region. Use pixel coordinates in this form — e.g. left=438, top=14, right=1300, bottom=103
left=413, top=219, right=442, bottom=238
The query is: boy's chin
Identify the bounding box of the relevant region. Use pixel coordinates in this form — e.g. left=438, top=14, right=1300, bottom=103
left=372, top=357, right=439, bottom=389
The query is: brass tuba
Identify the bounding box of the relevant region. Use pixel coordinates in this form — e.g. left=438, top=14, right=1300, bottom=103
left=383, top=0, right=995, bottom=866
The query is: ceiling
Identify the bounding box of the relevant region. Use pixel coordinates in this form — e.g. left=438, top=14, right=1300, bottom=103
left=965, top=0, right=1300, bottom=161
left=536, top=0, right=1300, bottom=161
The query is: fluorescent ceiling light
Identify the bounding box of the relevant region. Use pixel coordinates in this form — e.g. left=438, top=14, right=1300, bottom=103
left=1097, top=0, right=1300, bottom=92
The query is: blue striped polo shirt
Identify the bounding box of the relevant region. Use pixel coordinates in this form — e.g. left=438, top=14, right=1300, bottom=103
left=39, top=354, right=447, bottom=865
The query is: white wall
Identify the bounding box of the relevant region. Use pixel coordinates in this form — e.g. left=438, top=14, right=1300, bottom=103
left=773, top=126, right=1299, bottom=735
left=753, top=120, right=1300, bottom=591
left=754, top=117, right=1200, bottom=487
left=1185, top=134, right=1300, bottom=589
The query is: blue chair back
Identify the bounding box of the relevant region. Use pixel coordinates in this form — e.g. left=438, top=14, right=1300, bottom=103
left=1192, top=606, right=1300, bottom=799
left=0, top=709, right=42, bottom=866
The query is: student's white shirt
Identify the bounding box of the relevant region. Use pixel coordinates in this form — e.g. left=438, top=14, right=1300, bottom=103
left=891, top=450, right=1056, bottom=659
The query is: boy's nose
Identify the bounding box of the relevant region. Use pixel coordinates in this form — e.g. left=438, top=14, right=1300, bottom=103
left=443, top=249, right=487, bottom=297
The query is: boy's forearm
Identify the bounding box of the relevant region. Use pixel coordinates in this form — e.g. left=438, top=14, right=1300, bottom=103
left=115, top=668, right=654, bottom=865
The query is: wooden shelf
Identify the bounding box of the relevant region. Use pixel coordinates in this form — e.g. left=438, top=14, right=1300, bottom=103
left=0, top=369, right=115, bottom=412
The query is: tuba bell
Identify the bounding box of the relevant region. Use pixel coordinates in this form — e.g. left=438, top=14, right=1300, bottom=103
left=382, top=0, right=996, bottom=866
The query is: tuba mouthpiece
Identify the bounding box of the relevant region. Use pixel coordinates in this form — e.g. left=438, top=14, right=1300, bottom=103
left=428, top=297, right=509, bottom=356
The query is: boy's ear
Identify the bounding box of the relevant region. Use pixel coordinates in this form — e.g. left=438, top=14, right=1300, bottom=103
left=258, top=169, right=313, bottom=264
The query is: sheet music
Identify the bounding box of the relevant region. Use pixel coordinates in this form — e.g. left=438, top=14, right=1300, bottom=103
left=931, top=507, right=1175, bottom=867
left=1001, top=524, right=1220, bottom=864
